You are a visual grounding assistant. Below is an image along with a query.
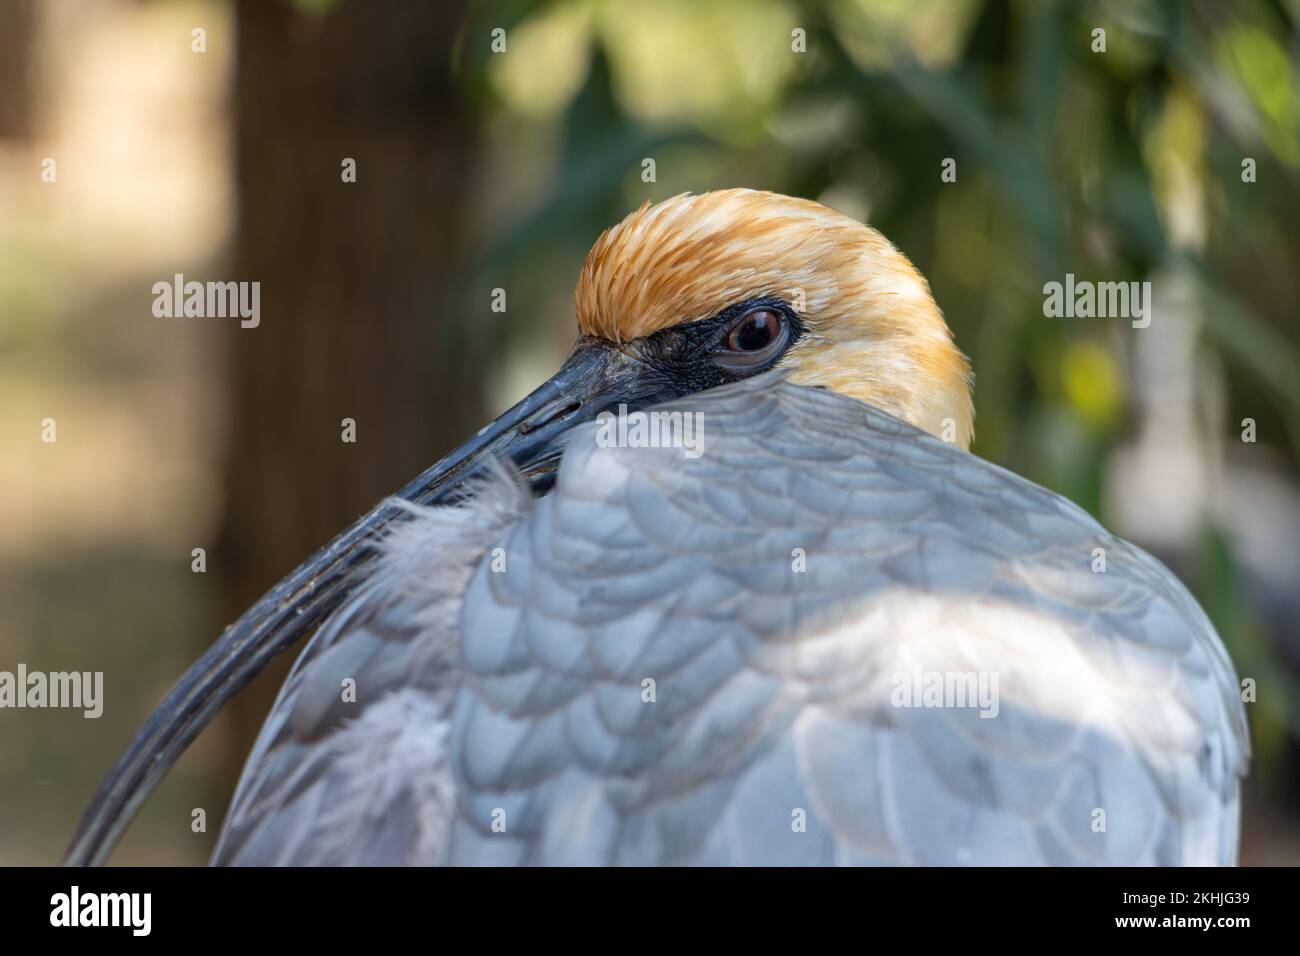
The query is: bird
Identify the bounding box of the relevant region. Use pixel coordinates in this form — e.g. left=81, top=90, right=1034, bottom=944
left=68, top=188, right=1249, bottom=866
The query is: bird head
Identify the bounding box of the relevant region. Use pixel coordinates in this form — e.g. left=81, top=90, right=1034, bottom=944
left=575, top=189, right=973, bottom=449
left=435, top=188, right=974, bottom=497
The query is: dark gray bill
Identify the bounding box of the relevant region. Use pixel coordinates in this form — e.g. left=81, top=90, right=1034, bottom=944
left=65, top=338, right=677, bottom=866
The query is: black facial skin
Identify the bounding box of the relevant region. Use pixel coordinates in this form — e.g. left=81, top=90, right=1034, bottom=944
left=615, top=295, right=806, bottom=398
left=516, top=296, right=804, bottom=495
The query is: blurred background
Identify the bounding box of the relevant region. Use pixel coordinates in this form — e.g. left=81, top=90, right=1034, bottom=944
left=1, top=0, right=1298, bottom=864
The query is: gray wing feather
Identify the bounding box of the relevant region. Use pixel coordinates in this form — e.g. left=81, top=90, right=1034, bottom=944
left=211, top=483, right=527, bottom=865
left=215, top=375, right=1249, bottom=865
left=449, top=378, right=1247, bottom=865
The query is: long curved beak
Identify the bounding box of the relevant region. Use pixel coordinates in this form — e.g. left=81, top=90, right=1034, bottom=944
left=65, top=338, right=670, bottom=866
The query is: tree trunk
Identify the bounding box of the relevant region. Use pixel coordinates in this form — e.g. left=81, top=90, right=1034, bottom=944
left=216, top=0, right=483, bottom=816
left=0, top=0, right=36, bottom=138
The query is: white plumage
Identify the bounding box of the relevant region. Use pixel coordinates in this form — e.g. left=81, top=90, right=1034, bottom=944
left=212, top=378, right=1247, bottom=865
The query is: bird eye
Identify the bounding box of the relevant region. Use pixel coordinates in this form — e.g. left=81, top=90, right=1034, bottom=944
left=715, top=308, right=788, bottom=373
